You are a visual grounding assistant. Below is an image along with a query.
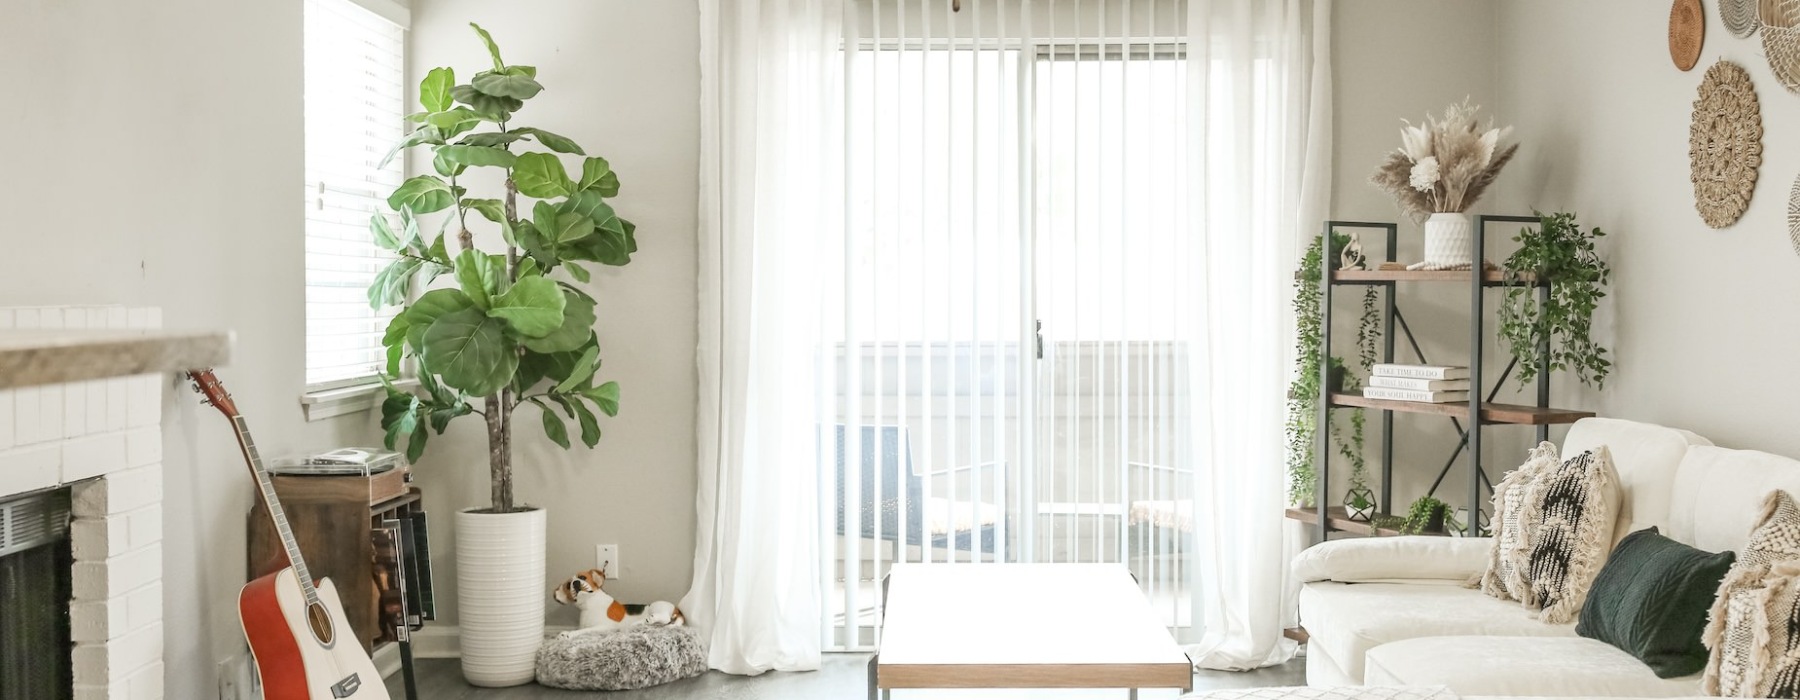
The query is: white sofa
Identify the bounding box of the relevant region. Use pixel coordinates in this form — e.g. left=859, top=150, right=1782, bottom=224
left=1294, top=417, right=1800, bottom=697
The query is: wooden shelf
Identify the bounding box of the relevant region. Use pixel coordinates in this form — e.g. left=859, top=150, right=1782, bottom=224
left=1330, top=269, right=1541, bottom=286
left=1329, top=392, right=1593, bottom=425
left=1284, top=506, right=1442, bottom=537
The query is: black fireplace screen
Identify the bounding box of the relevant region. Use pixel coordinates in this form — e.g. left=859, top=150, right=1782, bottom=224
left=0, top=489, right=72, bottom=700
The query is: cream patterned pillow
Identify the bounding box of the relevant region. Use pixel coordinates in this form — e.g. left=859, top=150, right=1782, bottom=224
left=1704, top=490, right=1800, bottom=697
left=1518, top=445, right=1621, bottom=624
left=1481, top=441, right=1561, bottom=601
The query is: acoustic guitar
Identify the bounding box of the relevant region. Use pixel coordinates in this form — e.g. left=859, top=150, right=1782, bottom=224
left=189, top=369, right=390, bottom=700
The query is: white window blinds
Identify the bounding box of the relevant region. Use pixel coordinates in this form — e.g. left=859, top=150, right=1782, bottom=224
left=303, top=0, right=406, bottom=388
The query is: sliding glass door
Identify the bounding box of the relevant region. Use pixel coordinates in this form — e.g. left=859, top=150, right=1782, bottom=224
left=825, top=1, right=1196, bottom=651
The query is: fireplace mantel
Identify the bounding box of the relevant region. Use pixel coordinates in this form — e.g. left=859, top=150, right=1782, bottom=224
left=0, top=329, right=231, bottom=389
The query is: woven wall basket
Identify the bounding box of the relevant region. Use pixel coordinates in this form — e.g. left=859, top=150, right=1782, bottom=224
left=1788, top=174, right=1800, bottom=257
left=1723, top=0, right=1761, bottom=38
left=1671, top=0, right=1705, bottom=71
left=1690, top=60, right=1763, bottom=229
left=1763, top=0, right=1800, bottom=91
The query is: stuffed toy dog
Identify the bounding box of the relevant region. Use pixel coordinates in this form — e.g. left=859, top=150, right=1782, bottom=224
left=553, top=568, right=685, bottom=638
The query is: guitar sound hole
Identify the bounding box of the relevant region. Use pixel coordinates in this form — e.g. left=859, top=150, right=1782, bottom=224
left=307, top=602, right=336, bottom=646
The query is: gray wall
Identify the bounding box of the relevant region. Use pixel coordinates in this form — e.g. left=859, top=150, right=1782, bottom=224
left=0, top=1, right=380, bottom=696
left=404, top=0, right=701, bottom=628
left=1493, top=0, right=1800, bottom=458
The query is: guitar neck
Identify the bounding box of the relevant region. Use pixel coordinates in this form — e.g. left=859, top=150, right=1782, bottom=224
left=231, top=416, right=319, bottom=605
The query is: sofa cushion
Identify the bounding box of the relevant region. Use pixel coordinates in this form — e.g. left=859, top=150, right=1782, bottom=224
left=1519, top=446, right=1622, bottom=624
left=1363, top=636, right=1703, bottom=697
left=1576, top=528, right=1734, bottom=678
left=1669, top=446, right=1800, bottom=553
left=1561, top=417, right=1711, bottom=540
left=1298, top=582, right=1574, bottom=683
left=1293, top=536, right=1491, bottom=585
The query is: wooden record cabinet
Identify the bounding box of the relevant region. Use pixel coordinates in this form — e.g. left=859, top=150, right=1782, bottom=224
left=247, top=473, right=434, bottom=696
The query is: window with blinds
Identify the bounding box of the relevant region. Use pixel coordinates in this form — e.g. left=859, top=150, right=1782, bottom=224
left=303, top=0, right=406, bottom=389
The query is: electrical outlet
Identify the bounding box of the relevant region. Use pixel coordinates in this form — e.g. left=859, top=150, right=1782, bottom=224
left=596, top=544, right=620, bottom=579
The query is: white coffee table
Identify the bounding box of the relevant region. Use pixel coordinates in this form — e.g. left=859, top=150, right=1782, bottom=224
left=869, top=563, right=1193, bottom=698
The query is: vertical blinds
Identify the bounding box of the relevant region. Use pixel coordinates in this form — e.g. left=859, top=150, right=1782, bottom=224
left=303, top=0, right=406, bottom=387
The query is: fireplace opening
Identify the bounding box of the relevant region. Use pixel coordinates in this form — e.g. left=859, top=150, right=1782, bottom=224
left=0, top=489, right=72, bottom=700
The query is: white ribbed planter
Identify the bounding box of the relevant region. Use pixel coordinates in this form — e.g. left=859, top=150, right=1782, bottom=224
left=457, top=507, right=547, bottom=687
left=1421, top=212, right=1475, bottom=268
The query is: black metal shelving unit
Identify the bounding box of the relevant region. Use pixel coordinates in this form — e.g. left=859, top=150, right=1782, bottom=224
left=1289, top=215, right=1596, bottom=539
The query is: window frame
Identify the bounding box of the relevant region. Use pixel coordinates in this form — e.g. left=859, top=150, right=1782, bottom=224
left=299, top=0, right=413, bottom=417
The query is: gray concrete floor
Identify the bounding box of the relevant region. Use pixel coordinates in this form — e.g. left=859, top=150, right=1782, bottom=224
left=385, top=653, right=1308, bottom=699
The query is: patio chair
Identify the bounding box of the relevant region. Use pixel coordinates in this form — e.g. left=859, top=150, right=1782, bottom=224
left=832, top=424, right=1001, bottom=553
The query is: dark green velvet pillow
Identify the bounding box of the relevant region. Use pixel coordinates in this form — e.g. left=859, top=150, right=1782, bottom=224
left=1576, top=527, right=1736, bottom=678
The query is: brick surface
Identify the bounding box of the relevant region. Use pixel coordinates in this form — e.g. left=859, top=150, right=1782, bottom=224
left=72, top=463, right=163, bottom=516
left=63, top=433, right=129, bottom=484
left=72, top=544, right=161, bottom=601
left=0, top=444, right=60, bottom=497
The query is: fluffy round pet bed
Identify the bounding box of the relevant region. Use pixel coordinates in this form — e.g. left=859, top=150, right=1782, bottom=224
left=535, top=626, right=708, bottom=691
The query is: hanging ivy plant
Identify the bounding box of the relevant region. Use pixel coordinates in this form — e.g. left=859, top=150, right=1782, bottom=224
left=1498, top=211, right=1612, bottom=388
left=1286, top=233, right=1383, bottom=507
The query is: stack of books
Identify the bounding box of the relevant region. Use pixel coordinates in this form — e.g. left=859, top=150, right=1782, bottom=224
left=1363, top=364, right=1470, bottom=403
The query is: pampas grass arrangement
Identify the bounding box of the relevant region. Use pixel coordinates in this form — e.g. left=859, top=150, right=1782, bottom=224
left=1371, top=100, right=1519, bottom=224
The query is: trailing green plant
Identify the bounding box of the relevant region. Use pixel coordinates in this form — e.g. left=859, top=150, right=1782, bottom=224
left=1499, top=211, right=1612, bottom=389
left=367, top=24, right=633, bottom=513
left=1286, top=232, right=1383, bottom=507
left=1398, top=495, right=1466, bottom=535
left=1399, top=496, right=1447, bottom=535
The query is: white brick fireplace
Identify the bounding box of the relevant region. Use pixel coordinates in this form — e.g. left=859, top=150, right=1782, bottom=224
left=0, top=306, right=167, bottom=700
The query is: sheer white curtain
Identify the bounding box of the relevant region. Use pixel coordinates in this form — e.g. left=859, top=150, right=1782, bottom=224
left=1181, top=0, right=1332, bottom=671
left=692, top=0, right=1330, bottom=675
left=687, top=0, right=843, bottom=675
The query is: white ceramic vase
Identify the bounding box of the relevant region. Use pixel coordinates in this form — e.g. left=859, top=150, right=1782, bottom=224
left=456, top=507, right=547, bottom=687
left=1421, top=212, right=1475, bottom=269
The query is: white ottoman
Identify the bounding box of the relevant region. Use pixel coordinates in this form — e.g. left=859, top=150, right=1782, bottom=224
left=1363, top=636, right=1700, bottom=698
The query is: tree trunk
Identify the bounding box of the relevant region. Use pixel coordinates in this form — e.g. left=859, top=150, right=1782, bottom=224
left=486, top=395, right=511, bottom=512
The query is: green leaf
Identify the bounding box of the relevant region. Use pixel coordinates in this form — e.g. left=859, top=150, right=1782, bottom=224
left=406, top=420, right=430, bottom=463
left=584, top=381, right=620, bottom=417
left=369, top=214, right=402, bottom=251
left=432, top=149, right=464, bottom=178
left=401, top=288, right=476, bottom=349
left=420, top=67, right=455, bottom=112
left=428, top=404, right=470, bottom=434
left=367, top=258, right=423, bottom=309
left=470, top=23, right=506, bottom=71
left=451, top=84, right=522, bottom=121
left=587, top=226, right=633, bottom=266
left=512, top=153, right=572, bottom=198
left=426, top=234, right=451, bottom=265
left=563, top=261, right=590, bottom=283
left=378, top=127, right=444, bottom=170
left=459, top=131, right=527, bottom=148
left=472, top=67, right=545, bottom=100
left=555, top=345, right=600, bottom=392
left=425, top=108, right=484, bottom=131
left=420, top=308, right=517, bottom=396
left=381, top=392, right=420, bottom=451
left=455, top=249, right=504, bottom=309
left=577, top=157, right=615, bottom=193
left=570, top=397, right=600, bottom=447
left=535, top=200, right=595, bottom=245
left=398, top=206, right=423, bottom=249
left=560, top=190, right=614, bottom=225
left=522, top=291, right=595, bottom=353
left=463, top=198, right=505, bottom=223
left=435, top=144, right=518, bottom=168
left=539, top=401, right=571, bottom=448
left=387, top=176, right=455, bottom=214
left=516, top=349, right=573, bottom=391
left=514, top=128, right=585, bottom=155
left=382, top=315, right=409, bottom=375
left=488, top=275, right=566, bottom=337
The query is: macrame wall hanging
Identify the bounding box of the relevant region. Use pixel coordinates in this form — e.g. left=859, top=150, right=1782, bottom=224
left=1689, top=60, right=1763, bottom=229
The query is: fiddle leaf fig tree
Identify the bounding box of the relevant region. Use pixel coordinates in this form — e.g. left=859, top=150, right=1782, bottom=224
left=368, top=23, right=635, bottom=513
